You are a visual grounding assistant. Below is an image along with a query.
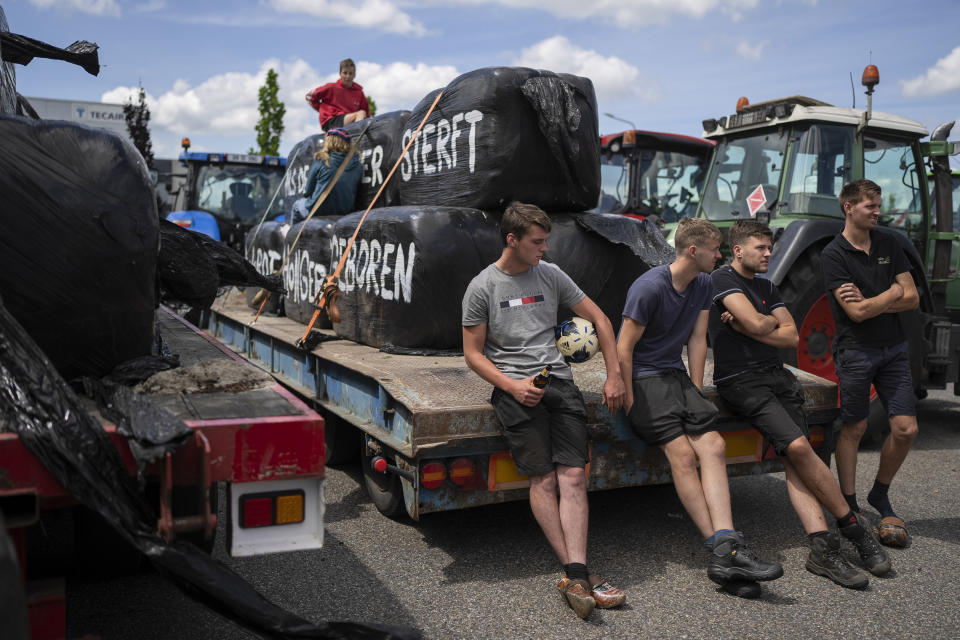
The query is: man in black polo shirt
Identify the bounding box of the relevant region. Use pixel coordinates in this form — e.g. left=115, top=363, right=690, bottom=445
left=710, top=220, right=889, bottom=588
left=822, top=179, right=920, bottom=548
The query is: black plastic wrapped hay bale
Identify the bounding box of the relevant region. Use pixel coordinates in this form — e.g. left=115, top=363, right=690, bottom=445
left=0, top=116, right=158, bottom=379
left=543, top=213, right=675, bottom=333
left=281, top=133, right=324, bottom=215
left=343, top=110, right=410, bottom=211
left=243, top=220, right=289, bottom=313
left=331, top=207, right=502, bottom=350
left=282, top=217, right=341, bottom=326
left=397, top=67, right=600, bottom=212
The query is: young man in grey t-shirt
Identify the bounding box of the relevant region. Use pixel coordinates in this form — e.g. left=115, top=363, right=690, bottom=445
left=462, top=202, right=626, bottom=620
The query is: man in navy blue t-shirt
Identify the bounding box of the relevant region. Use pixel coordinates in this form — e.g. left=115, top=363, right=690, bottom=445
left=617, top=218, right=782, bottom=597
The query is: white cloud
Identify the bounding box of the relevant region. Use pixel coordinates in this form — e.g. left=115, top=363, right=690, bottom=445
left=102, top=58, right=459, bottom=153
left=901, top=46, right=960, bottom=97
left=443, top=0, right=759, bottom=27
left=269, top=0, right=426, bottom=36
left=29, top=0, right=121, bottom=16
left=514, top=35, right=660, bottom=104
left=735, top=40, right=766, bottom=60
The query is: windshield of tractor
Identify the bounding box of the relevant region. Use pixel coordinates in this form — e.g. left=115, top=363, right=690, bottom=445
left=700, top=129, right=787, bottom=220
left=594, top=153, right=629, bottom=213
left=864, top=134, right=925, bottom=240
left=635, top=148, right=706, bottom=222
left=194, top=164, right=286, bottom=223
left=782, top=124, right=853, bottom=217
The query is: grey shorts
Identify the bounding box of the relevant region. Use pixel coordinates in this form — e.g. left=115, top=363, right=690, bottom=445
left=628, top=369, right=719, bottom=446
left=490, top=377, right=589, bottom=477
left=835, top=341, right=916, bottom=423
left=717, top=366, right=809, bottom=456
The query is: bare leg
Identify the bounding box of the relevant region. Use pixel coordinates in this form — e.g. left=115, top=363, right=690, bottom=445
left=783, top=459, right=829, bottom=534
left=528, top=471, right=569, bottom=563
left=556, top=465, right=588, bottom=565
left=687, top=431, right=735, bottom=533
left=661, top=436, right=720, bottom=537
left=834, top=419, right=867, bottom=495
left=343, top=110, right=367, bottom=124
left=876, top=414, right=918, bottom=484
left=784, top=437, right=850, bottom=518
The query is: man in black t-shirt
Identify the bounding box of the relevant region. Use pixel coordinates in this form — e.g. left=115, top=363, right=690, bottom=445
left=822, top=179, right=920, bottom=548
left=710, top=220, right=889, bottom=588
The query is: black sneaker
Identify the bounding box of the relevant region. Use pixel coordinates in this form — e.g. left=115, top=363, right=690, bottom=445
left=839, top=513, right=892, bottom=576
left=806, top=533, right=869, bottom=589
left=707, top=532, right=784, bottom=583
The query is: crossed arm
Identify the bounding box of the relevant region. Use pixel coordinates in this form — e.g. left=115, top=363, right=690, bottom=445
left=719, top=292, right=799, bottom=349
left=832, top=271, right=918, bottom=323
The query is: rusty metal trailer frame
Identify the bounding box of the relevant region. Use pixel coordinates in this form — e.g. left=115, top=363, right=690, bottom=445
left=205, top=295, right=839, bottom=521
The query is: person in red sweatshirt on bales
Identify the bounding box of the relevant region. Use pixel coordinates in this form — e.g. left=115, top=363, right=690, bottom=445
left=306, top=58, right=370, bottom=132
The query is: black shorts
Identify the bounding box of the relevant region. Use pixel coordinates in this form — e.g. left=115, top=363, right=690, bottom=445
left=490, top=377, right=588, bottom=477
left=322, top=114, right=345, bottom=132
left=628, top=369, right=718, bottom=446
left=716, top=366, right=808, bottom=456
left=835, top=341, right=916, bottom=422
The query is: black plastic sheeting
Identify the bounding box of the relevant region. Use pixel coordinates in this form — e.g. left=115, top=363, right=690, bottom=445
left=332, top=207, right=501, bottom=349
left=544, top=214, right=672, bottom=333
left=283, top=133, right=325, bottom=215
left=343, top=110, right=410, bottom=210
left=159, top=219, right=285, bottom=310
left=397, top=67, right=600, bottom=212
left=0, top=6, right=99, bottom=117
left=0, top=293, right=419, bottom=639
left=0, top=7, right=16, bottom=115
left=574, top=213, right=675, bottom=266
left=282, top=218, right=341, bottom=326
left=0, top=115, right=158, bottom=380
left=244, top=220, right=291, bottom=315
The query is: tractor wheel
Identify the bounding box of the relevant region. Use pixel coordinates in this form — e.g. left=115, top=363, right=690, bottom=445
left=779, top=250, right=887, bottom=446
left=360, top=439, right=407, bottom=519
left=323, top=413, right=361, bottom=466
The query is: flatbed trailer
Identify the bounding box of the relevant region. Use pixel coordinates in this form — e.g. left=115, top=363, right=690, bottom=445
left=0, top=306, right=326, bottom=640
left=206, top=294, right=839, bottom=520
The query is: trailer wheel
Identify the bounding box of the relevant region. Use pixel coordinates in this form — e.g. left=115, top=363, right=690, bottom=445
left=780, top=249, right=886, bottom=445
left=360, top=440, right=406, bottom=519
left=323, top=413, right=360, bottom=466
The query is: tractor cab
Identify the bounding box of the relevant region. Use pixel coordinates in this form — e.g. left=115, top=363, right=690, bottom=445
left=167, top=138, right=287, bottom=252
left=594, top=129, right=714, bottom=224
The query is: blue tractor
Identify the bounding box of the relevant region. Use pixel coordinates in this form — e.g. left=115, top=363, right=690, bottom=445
left=166, top=138, right=287, bottom=252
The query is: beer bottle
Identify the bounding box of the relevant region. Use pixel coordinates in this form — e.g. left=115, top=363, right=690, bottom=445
left=531, top=366, right=550, bottom=388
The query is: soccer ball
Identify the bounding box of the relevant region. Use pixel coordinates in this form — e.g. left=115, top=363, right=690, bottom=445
left=555, top=317, right=599, bottom=363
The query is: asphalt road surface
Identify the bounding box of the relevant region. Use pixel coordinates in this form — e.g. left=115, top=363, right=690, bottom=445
left=67, top=387, right=960, bottom=639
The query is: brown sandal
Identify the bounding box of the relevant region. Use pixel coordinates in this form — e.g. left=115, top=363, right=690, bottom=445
left=556, top=577, right=595, bottom=619
left=876, top=516, right=912, bottom=548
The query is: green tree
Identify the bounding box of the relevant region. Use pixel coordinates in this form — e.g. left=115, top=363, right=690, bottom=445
left=252, top=68, right=285, bottom=155
left=367, top=95, right=377, bottom=117
left=123, top=83, right=154, bottom=168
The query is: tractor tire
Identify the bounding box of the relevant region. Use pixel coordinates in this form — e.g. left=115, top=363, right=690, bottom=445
left=360, top=439, right=407, bottom=519
left=778, top=249, right=887, bottom=446
left=323, top=413, right=361, bottom=466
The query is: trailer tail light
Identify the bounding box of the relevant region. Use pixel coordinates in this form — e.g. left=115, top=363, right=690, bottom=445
left=448, top=458, right=476, bottom=486
left=420, top=461, right=446, bottom=489
left=239, top=490, right=305, bottom=528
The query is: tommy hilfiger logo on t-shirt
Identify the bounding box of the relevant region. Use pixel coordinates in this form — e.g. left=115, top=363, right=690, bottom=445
left=499, top=295, right=545, bottom=309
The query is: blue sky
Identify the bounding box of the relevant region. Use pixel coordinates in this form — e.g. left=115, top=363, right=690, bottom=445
left=7, top=0, right=960, bottom=160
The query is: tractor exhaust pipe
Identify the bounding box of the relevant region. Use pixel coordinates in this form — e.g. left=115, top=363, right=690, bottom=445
left=930, top=119, right=956, bottom=314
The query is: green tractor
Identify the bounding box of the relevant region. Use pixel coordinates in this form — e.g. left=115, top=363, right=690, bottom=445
left=667, top=66, right=960, bottom=430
